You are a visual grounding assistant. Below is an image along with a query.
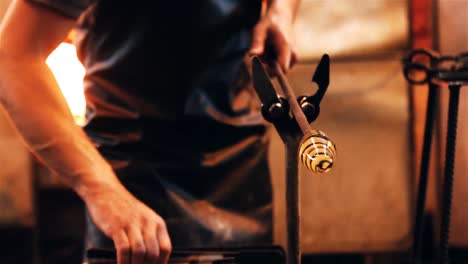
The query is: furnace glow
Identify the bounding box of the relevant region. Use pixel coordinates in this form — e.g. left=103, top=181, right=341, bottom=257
left=46, top=43, right=86, bottom=126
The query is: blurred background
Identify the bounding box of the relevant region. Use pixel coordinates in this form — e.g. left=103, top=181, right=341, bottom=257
left=0, top=0, right=467, bottom=263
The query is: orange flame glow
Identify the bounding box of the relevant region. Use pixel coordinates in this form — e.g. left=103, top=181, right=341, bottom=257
left=46, top=43, right=86, bottom=126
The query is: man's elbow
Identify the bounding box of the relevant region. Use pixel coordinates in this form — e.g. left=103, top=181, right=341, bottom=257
left=0, top=50, right=39, bottom=108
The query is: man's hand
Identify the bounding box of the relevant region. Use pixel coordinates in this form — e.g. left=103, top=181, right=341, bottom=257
left=249, top=0, right=300, bottom=73
left=0, top=0, right=171, bottom=264
left=84, top=180, right=172, bottom=264
left=0, top=2, right=172, bottom=263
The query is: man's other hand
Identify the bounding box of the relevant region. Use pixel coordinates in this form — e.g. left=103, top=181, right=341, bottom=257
left=249, top=1, right=299, bottom=74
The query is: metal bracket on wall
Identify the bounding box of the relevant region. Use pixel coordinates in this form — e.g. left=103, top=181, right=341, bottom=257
left=404, top=48, right=468, bottom=264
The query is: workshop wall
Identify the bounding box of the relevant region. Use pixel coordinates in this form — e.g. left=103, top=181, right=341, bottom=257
left=295, top=0, right=409, bottom=60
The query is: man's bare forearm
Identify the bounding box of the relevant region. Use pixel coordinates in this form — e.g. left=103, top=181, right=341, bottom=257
left=269, top=0, right=301, bottom=20
left=0, top=53, right=119, bottom=199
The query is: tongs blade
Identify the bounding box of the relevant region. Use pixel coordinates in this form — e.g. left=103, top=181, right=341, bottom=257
left=310, top=54, right=330, bottom=103
left=252, top=56, right=281, bottom=107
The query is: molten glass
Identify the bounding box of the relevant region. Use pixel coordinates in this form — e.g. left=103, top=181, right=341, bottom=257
left=299, top=130, right=336, bottom=173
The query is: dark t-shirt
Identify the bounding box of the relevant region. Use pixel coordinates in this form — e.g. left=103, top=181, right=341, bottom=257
left=30, top=0, right=266, bottom=169
left=30, top=0, right=273, bottom=247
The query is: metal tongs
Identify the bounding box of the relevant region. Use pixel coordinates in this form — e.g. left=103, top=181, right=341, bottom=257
left=252, top=55, right=330, bottom=142
left=252, top=55, right=335, bottom=264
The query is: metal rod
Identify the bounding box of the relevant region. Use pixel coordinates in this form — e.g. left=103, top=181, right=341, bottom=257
left=274, top=63, right=312, bottom=136
left=411, top=83, right=439, bottom=264
left=439, top=84, right=461, bottom=264
left=285, top=138, right=301, bottom=264
left=274, top=62, right=304, bottom=264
